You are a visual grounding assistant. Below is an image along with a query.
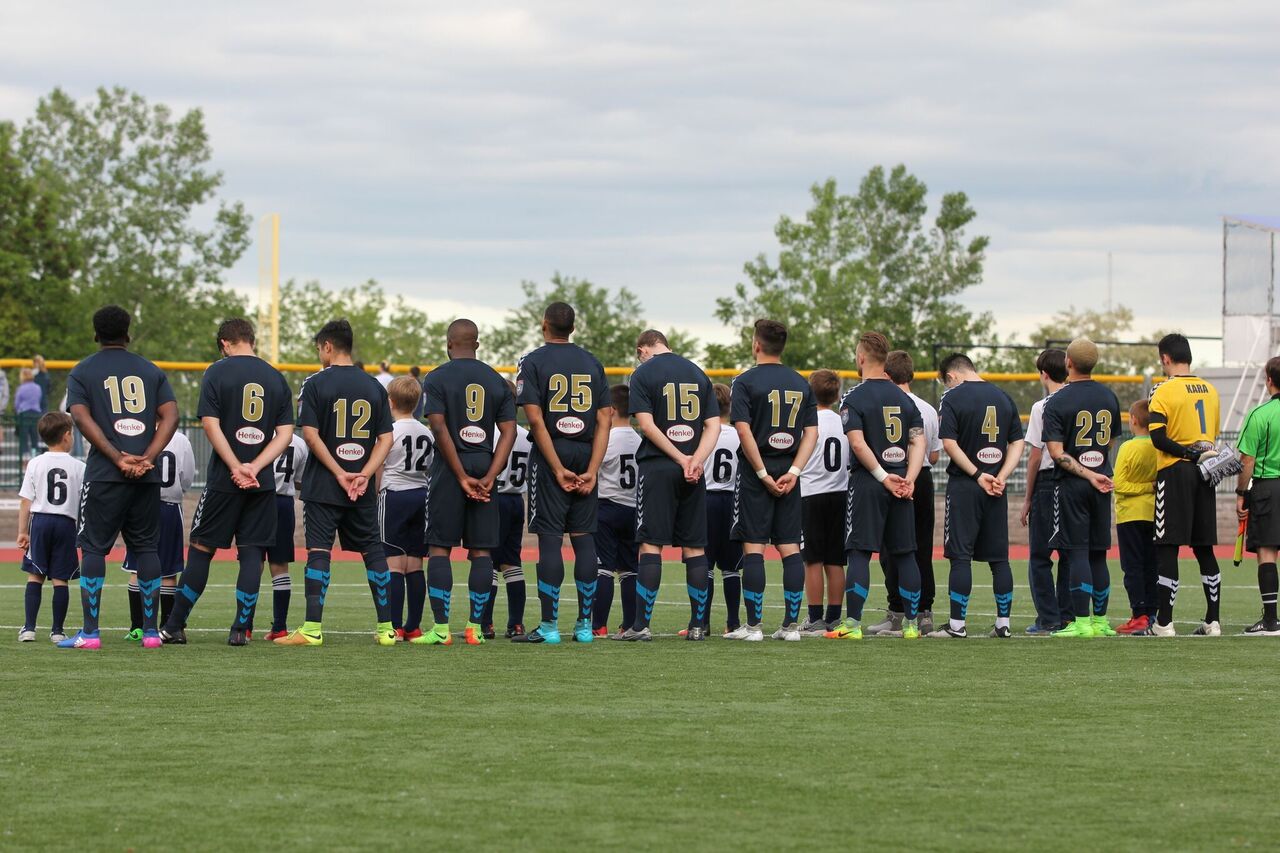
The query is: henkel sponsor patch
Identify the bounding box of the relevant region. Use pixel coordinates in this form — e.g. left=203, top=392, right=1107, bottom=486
left=114, top=418, right=145, bottom=437
left=236, top=426, right=265, bottom=445
left=459, top=425, right=487, bottom=444
left=881, top=446, right=906, bottom=464
left=335, top=442, right=366, bottom=462
left=1079, top=450, right=1104, bottom=468
left=557, top=416, right=585, bottom=435
left=768, top=432, right=795, bottom=450
left=666, top=424, right=695, bottom=443
left=976, top=447, right=1004, bottom=465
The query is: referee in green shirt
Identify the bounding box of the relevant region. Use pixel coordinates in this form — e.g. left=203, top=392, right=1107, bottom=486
left=1237, top=355, right=1280, bottom=635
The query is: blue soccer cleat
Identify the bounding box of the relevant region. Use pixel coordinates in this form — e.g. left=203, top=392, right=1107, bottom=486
left=573, top=619, right=593, bottom=643
left=512, top=622, right=560, bottom=644
left=57, top=631, right=101, bottom=650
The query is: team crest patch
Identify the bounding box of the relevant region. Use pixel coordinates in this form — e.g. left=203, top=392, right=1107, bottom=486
left=768, top=432, right=795, bottom=450
left=335, top=442, right=367, bottom=461
left=459, top=425, right=487, bottom=444
left=976, top=447, right=1003, bottom=465
left=114, top=418, right=145, bottom=437
left=1079, top=450, right=1104, bottom=468
left=557, top=416, right=585, bottom=435
left=666, top=424, right=694, bottom=442
left=236, top=427, right=266, bottom=445
left=515, top=379, right=524, bottom=396
left=881, top=446, right=906, bottom=464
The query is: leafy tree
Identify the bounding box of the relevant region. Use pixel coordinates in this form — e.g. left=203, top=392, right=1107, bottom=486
left=17, top=87, right=250, bottom=362
left=486, top=273, right=700, bottom=368
left=276, top=279, right=449, bottom=368
left=708, top=166, right=992, bottom=372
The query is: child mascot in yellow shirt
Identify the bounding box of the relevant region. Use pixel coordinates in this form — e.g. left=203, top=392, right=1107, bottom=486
left=1114, top=399, right=1158, bottom=634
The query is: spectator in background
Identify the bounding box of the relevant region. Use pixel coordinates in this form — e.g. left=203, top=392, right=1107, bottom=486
left=0, top=368, right=9, bottom=472
left=32, top=355, right=50, bottom=412
left=15, top=367, right=43, bottom=467
left=409, top=365, right=424, bottom=418
left=376, top=360, right=394, bottom=389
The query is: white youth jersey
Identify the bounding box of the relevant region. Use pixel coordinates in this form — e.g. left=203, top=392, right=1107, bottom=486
left=156, top=432, right=195, bottom=504
left=801, top=408, right=849, bottom=496
left=598, top=426, right=642, bottom=507
left=273, top=432, right=310, bottom=497
left=907, top=391, right=942, bottom=469
left=497, top=425, right=532, bottom=495
left=704, top=423, right=740, bottom=493
left=382, top=418, right=434, bottom=492
left=1025, top=394, right=1055, bottom=472
left=19, top=451, right=85, bottom=520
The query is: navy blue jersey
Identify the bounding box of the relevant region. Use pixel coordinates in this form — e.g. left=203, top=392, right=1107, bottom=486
left=628, top=353, right=716, bottom=463
left=297, top=365, right=394, bottom=506
left=1041, top=379, right=1122, bottom=478
left=730, top=364, right=818, bottom=458
left=516, top=343, right=609, bottom=443
left=840, top=378, right=923, bottom=476
left=196, top=355, right=294, bottom=492
left=422, top=358, right=516, bottom=467
left=65, top=348, right=177, bottom=484
left=939, top=381, right=1024, bottom=478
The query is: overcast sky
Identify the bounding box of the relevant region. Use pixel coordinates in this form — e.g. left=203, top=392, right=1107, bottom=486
left=6, top=0, right=1280, bottom=357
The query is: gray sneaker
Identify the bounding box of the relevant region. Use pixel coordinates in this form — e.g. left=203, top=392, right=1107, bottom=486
left=916, top=610, right=935, bottom=634
left=867, top=611, right=904, bottom=636
left=799, top=618, right=828, bottom=637
left=618, top=627, right=652, bottom=642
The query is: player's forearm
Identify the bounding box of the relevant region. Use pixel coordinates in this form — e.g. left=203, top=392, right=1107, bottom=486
left=16, top=501, right=30, bottom=537
left=790, top=426, right=818, bottom=473
left=692, top=418, right=720, bottom=467
left=905, top=433, right=925, bottom=482
left=72, top=404, right=121, bottom=462
left=1148, top=425, right=1197, bottom=461
left=736, top=423, right=767, bottom=475
left=304, top=427, right=346, bottom=479
left=253, top=427, right=294, bottom=474
left=361, top=434, right=393, bottom=479
left=524, top=405, right=565, bottom=473
left=203, top=417, right=243, bottom=472
left=1239, top=456, right=1256, bottom=493
left=485, top=422, right=517, bottom=481
left=431, top=424, right=469, bottom=483
left=997, top=440, right=1025, bottom=482
left=586, top=409, right=612, bottom=474
left=1047, top=441, right=1093, bottom=481
left=637, top=414, right=684, bottom=464
left=848, top=432, right=880, bottom=473
left=942, top=439, right=978, bottom=478
left=145, top=402, right=179, bottom=463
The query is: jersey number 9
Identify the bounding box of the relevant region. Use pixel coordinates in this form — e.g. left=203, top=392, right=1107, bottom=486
left=465, top=384, right=485, bottom=422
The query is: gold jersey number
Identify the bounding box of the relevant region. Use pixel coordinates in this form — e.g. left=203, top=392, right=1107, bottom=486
left=768, top=390, right=804, bottom=428
left=1073, top=410, right=1113, bottom=446
left=662, top=383, right=700, bottom=422
left=333, top=398, right=372, bottom=439
left=548, top=374, right=592, bottom=413
left=103, top=376, right=146, bottom=414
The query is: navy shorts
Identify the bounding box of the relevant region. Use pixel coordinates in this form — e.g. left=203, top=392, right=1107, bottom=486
left=268, top=494, right=297, bottom=565
left=845, top=468, right=915, bottom=556
left=381, top=487, right=429, bottom=558
left=425, top=461, right=500, bottom=550
left=528, top=442, right=598, bottom=535
left=731, top=456, right=803, bottom=545
left=596, top=499, right=639, bottom=576
left=22, top=513, right=79, bottom=581
left=943, top=476, right=1009, bottom=562
left=189, top=488, right=277, bottom=550
left=123, top=502, right=185, bottom=577
left=636, top=458, right=707, bottom=547
left=303, top=499, right=382, bottom=553
left=77, top=480, right=160, bottom=555
left=495, top=493, right=525, bottom=568
left=705, top=490, right=741, bottom=575
left=801, top=491, right=846, bottom=566
left=1049, top=475, right=1112, bottom=552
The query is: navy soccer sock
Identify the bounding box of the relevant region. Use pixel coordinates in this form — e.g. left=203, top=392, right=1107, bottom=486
left=685, top=554, right=710, bottom=628
left=303, top=550, right=332, bottom=625
left=271, top=573, right=292, bottom=633
left=593, top=569, right=615, bottom=630
left=571, top=535, right=597, bottom=623
left=948, top=559, right=973, bottom=626
left=468, top=556, right=494, bottom=625
left=1193, top=545, right=1221, bottom=624
left=363, top=551, right=394, bottom=623
left=426, top=555, right=453, bottom=626
left=1260, top=562, right=1279, bottom=621
left=742, top=553, right=766, bottom=626
left=169, top=547, right=214, bottom=629
left=1088, top=550, right=1110, bottom=617
left=23, top=581, right=41, bottom=632
left=1155, top=544, right=1179, bottom=626
left=388, top=571, right=406, bottom=630
left=619, top=571, right=637, bottom=630
left=809, top=603, right=823, bottom=621
left=232, top=546, right=263, bottom=630
left=536, top=534, right=565, bottom=624
left=703, top=566, right=716, bottom=629
left=991, top=560, right=1014, bottom=627
left=404, top=569, right=426, bottom=632
left=824, top=602, right=842, bottom=624
left=1067, top=549, right=1093, bottom=620
left=633, top=553, right=662, bottom=631
left=79, top=552, right=107, bottom=634
left=503, top=565, right=527, bottom=628
left=722, top=570, right=741, bottom=629
left=134, top=551, right=163, bottom=632
left=895, top=550, right=921, bottom=622
left=781, top=553, right=804, bottom=626
left=844, top=550, right=872, bottom=622
left=52, top=585, right=69, bottom=635
left=482, top=567, right=499, bottom=627
left=159, top=585, right=175, bottom=625
left=127, top=581, right=143, bottom=631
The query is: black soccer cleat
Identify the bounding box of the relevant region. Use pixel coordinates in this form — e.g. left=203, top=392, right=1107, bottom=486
left=482, top=623, right=496, bottom=640
left=988, top=625, right=1012, bottom=639
left=159, top=627, right=188, bottom=645
left=1243, top=616, right=1280, bottom=637
left=227, top=628, right=250, bottom=647
left=505, top=623, right=526, bottom=639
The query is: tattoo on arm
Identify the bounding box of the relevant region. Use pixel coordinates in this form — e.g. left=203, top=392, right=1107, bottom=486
left=1055, top=454, right=1083, bottom=477
left=908, top=427, right=923, bottom=439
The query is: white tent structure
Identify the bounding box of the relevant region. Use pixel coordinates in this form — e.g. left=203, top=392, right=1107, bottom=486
left=1222, top=215, right=1280, bottom=432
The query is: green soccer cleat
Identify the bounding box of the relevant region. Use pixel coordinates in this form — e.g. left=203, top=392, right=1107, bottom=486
left=375, top=622, right=397, bottom=647
left=410, top=625, right=453, bottom=646
left=902, top=623, right=920, bottom=640
left=1090, top=616, right=1117, bottom=637
left=1053, top=619, right=1096, bottom=638
left=824, top=618, right=863, bottom=640
left=125, top=628, right=143, bottom=642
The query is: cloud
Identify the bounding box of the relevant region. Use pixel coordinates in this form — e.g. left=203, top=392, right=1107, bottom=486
left=5, top=0, right=1280, bottom=361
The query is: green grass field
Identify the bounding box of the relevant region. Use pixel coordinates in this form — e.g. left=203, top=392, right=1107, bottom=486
left=1, top=558, right=1276, bottom=851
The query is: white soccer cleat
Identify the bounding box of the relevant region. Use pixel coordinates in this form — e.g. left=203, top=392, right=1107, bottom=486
left=18, top=629, right=36, bottom=643
left=743, top=625, right=765, bottom=642
left=723, top=625, right=752, bottom=640
left=48, top=632, right=67, bottom=644
left=771, top=623, right=802, bottom=642
left=1192, top=620, right=1221, bottom=637
left=1150, top=620, right=1177, bottom=637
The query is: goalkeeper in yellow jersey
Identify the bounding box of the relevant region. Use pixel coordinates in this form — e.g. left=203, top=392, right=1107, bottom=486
left=1146, top=334, right=1224, bottom=636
